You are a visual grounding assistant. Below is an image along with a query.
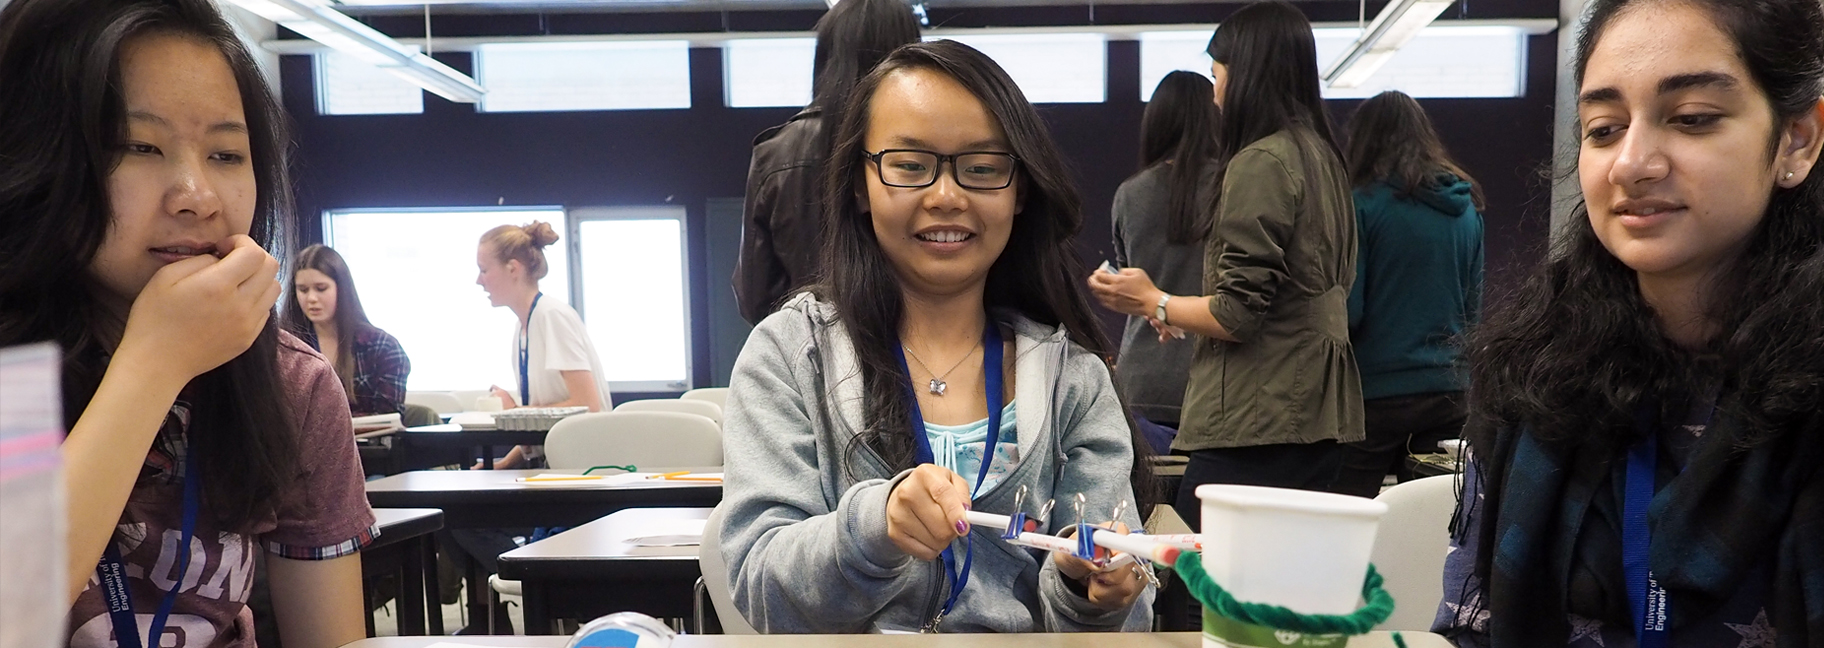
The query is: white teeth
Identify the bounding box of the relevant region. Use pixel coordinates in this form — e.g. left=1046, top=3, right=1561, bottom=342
left=154, top=246, right=209, bottom=255
left=918, top=231, right=969, bottom=243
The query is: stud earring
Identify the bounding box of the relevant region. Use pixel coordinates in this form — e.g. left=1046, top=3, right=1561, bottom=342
left=1787, top=171, right=1797, bottom=181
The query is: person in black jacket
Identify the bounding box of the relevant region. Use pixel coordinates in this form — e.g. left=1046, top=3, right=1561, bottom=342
left=734, top=0, right=920, bottom=324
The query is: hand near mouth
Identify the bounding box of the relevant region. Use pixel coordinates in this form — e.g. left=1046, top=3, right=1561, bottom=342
left=115, top=234, right=281, bottom=384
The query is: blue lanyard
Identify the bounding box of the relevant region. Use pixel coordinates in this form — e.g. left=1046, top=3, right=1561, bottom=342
left=519, top=292, right=543, bottom=407
left=895, top=321, right=1004, bottom=632
left=98, top=441, right=201, bottom=648
left=1622, top=400, right=1712, bottom=648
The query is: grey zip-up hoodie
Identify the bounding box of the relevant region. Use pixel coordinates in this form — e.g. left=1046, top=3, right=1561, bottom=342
left=717, top=294, right=1154, bottom=633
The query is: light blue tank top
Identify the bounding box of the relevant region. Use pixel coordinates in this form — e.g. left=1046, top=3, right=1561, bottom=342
left=924, top=401, right=1020, bottom=494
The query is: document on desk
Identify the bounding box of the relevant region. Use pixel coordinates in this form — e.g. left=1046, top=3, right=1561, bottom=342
left=0, top=343, right=65, bottom=648
left=625, top=518, right=709, bottom=547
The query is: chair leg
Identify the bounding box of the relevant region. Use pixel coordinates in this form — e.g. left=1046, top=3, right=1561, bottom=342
left=693, top=577, right=707, bottom=634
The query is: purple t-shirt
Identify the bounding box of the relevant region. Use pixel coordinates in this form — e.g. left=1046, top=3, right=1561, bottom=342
left=67, top=332, right=378, bottom=648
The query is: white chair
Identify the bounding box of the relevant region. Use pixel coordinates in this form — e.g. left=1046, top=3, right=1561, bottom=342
left=695, top=504, right=757, bottom=634
left=680, top=387, right=729, bottom=412
left=451, top=388, right=500, bottom=408
left=613, top=398, right=723, bottom=427
left=1369, top=474, right=1459, bottom=631
left=403, top=391, right=465, bottom=414
left=545, top=411, right=723, bottom=471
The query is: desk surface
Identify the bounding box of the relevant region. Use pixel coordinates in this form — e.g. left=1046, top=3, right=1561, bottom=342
left=497, top=507, right=708, bottom=579
left=365, top=469, right=722, bottom=529
left=369, top=508, right=443, bottom=550
left=340, top=631, right=1449, bottom=648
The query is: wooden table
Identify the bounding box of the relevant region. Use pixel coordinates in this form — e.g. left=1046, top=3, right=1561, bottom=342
left=363, top=508, right=445, bottom=636
left=365, top=469, right=721, bottom=633
left=339, top=630, right=1453, bottom=648
left=497, top=507, right=710, bottom=635
left=397, top=424, right=551, bottom=470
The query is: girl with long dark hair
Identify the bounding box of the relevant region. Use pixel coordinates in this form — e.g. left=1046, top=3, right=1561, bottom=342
left=0, top=0, right=374, bottom=645
left=1089, top=0, right=1362, bottom=529
left=283, top=244, right=412, bottom=418
left=1328, top=90, right=1485, bottom=498
left=718, top=40, right=1154, bottom=633
left=732, top=0, right=921, bottom=324
left=1437, top=0, right=1824, bottom=644
left=1106, top=71, right=1222, bottom=430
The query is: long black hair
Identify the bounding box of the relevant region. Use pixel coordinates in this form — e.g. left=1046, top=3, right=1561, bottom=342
left=818, top=40, right=1156, bottom=502
left=810, top=0, right=921, bottom=164
left=283, top=244, right=377, bottom=398
left=1205, top=0, right=1342, bottom=164
left=0, top=0, right=301, bottom=531
left=1465, top=0, right=1824, bottom=452
left=1344, top=90, right=1486, bottom=210
left=1139, top=70, right=1223, bottom=245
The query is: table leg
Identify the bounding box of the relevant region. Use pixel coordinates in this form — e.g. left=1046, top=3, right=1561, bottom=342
left=481, top=445, right=495, bottom=470
left=523, top=581, right=553, bottom=635
left=423, top=534, right=445, bottom=635
left=467, top=561, right=491, bottom=633
left=398, top=536, right=427, bottom=635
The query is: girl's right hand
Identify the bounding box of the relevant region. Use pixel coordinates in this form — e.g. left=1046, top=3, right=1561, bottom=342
left=117, top=234, right=280, bottom=383
left=885, top=464, right=973, bottom=561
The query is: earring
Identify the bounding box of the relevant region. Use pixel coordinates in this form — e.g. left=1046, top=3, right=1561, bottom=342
left=1787, top=171, right=1797, bottom=181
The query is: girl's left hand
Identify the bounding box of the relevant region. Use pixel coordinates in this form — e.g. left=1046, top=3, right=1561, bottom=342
left=1086, top=269, right=1164, bottom=319
left=1052, top=522, right=1147, bottom=610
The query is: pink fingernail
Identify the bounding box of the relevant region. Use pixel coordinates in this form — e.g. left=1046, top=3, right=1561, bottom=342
left=955, top=519, right=969, bottom=535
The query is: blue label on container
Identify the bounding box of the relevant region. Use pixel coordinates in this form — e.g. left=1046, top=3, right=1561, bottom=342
left=572, top=628, right=643, bottom=648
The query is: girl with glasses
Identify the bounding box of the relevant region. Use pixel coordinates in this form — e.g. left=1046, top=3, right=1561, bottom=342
left=716, top=40, right=1155, bottom=633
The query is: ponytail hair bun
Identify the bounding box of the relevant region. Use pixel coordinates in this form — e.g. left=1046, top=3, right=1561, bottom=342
left=481, top=221, right=556, bottom=281
left=523, top=221, right=560, bottom=248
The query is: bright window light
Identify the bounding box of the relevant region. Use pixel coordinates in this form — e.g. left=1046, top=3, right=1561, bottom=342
left=1136, top=24, right=1528, bottom=101
left=933, top=33, right=1107, bottom=104
left=725, top=38, right=816, bottom=108
left=314, top=49, right=425, bottom=115
left=573, top=208, right=691, bottom=391
left=324, top=208, right=570, bottom=392
left=1313, top=25, right=1527, bottom=99
left=1137, top=31, right=1215, bottom=102
left=476, top=41, right=692, bottom=112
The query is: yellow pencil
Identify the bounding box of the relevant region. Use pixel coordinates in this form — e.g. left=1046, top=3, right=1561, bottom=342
left=647, top=470, right=691, bottom=479
left=666, top=475, right=723, bottom=482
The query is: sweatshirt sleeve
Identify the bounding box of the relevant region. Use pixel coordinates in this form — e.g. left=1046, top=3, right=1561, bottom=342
left=1035, top=349, right=1155, bottom=631
left=1207, top=147, right=1301, bottom=343
left=718, top=312, right=927, bottom=633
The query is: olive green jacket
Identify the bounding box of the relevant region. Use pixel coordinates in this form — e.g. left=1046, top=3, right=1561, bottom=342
left=1175, top=128, right=1366, bottom=450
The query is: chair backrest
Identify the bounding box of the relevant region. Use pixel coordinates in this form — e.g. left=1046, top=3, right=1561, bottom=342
left=404, top=391, right=465, bottom=414
left=680, top=387, right=729, bottom=411
left=613, top=398, right=723, bottom=426
left=1369, top=474, right=1460, bottom=631
left=699, top=504, right=757, bottom=634
left=451, top=388, right=500, bottom=408
left=544, top=411, right=723, bottom=471
left=400, top=403, right=442, bottom=428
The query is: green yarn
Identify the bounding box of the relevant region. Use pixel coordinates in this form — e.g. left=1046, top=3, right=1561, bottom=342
left=1170, top=551, right=1397, bottom=636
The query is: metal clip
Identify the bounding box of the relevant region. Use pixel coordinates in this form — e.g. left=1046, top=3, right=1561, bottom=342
left=921, top=612, right=944, bottom=634
left=1035, top=499, right=1056, bottom=524
left=1111, top=499, right=1129, bottom=525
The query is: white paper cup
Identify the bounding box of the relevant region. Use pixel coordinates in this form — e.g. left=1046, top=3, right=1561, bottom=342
left=1197, top=484, right=1388, bottom=616
left=475, top=395, right=504, bottom=412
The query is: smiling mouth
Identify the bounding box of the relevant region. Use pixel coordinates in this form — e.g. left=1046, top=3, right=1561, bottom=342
left=917, top=231, right=974, bottom=243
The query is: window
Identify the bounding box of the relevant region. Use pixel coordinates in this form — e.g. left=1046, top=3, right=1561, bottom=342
left=570, top=207, right=692, bottom=391
left=324, top=207, right=570, bottom=392
left=935, top=32, right=1107, bottom=104
left=1312, top=25, right=1528, bottom=99
left=725, top=38, right=816, bottom=108
left=1137, top=24, right=1529, bottom=101
left=476, top=41, right=692, bottom=112
left=314, top=49, right=425, bottom=115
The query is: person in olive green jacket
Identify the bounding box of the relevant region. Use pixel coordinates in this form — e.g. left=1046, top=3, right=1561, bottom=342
left=1089, top=0, right=1363, bottom=530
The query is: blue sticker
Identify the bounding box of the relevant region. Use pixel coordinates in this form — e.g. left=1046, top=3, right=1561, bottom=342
left=573, top=628, right=643, bottom=648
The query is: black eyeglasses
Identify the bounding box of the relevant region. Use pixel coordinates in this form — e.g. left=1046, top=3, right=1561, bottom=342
left=863, top=149, right=1020, bottom=190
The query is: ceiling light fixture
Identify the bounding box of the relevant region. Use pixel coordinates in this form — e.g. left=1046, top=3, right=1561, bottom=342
left=224, top=0, right=485, bottom=102
left=1322, top=0, right=1456, bottom=88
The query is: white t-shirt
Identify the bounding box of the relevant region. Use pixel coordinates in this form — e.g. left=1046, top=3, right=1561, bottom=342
left=511, top=297, right=613, bottom=409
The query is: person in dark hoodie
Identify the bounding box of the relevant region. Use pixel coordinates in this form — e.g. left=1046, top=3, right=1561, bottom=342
left=1328, top=90, right=1485, bottom=498
left=732, top=0, right=920, bottom=324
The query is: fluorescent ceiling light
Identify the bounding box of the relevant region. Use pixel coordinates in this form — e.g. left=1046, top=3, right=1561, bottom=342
left=225, top=0, right=485, bottom=102
left=1322, top=0, right=1456, bottom=88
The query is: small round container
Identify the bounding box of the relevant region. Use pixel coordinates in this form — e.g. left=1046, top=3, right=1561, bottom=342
left=567, top=612, right=677, bottom=648
left=1197, top=484, right=1388, bottom=615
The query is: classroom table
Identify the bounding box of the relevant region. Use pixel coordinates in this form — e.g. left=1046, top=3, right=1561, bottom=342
left=497, top=507, right=710, bottom=635
left=365, top=468, right=721, bottom=634
left=398, top=424, right=551, bottom=470
left=363, top=508, right=446, bottom=637
left=1404, top=454, right=1461, bottom=479
left=337, top=630, right=1453, bottom=648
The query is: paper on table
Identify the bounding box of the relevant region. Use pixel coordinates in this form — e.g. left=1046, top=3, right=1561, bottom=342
left=1, top=344, right=66, bottom=648
left=450, top=411, right=496, bottom=430
left=625, top=518, right=709, bottom=547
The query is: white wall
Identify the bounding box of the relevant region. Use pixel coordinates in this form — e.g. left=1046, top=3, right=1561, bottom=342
left=1550, top=0, right=1590, bottom=236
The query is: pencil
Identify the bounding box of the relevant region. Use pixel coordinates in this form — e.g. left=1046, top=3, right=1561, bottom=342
left=647, top=470, right=691, bottom=479
left=666, top=475, right=722, bottom=482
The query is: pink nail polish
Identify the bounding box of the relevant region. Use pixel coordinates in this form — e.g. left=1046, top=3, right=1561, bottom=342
left=955, top=519, right=969, bottom=535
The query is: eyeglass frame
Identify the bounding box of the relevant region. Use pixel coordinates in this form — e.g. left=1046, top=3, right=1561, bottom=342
left=861, top=148, right=1022, bottom=190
